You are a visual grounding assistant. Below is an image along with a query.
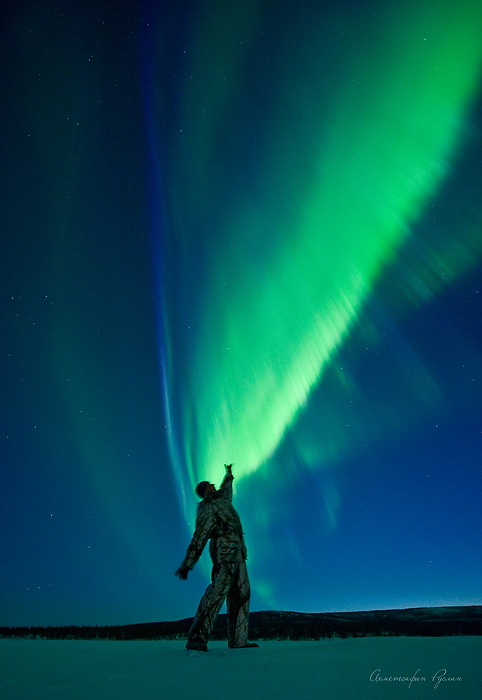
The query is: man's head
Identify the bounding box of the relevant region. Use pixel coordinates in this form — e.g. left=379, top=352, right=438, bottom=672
left=195, top=481, right=216, bottom=499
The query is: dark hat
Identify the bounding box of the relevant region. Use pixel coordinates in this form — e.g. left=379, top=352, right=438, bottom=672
left=195, top=481, right=209, bottom=499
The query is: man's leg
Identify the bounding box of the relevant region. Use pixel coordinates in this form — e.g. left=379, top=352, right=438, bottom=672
left=226, top=560, right=251, bottom=648
left=187, top=563, right=234, bottom=649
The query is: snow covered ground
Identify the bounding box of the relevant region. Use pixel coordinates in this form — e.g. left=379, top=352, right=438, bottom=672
left=0, top=636, right=480, bottom=700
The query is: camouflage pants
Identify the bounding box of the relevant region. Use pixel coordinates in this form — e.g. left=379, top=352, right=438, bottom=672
left=188, top=560, right=250, bottom=647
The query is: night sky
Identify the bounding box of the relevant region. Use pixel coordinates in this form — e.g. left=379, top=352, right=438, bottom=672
left=1, top=0, right=481, bottom=627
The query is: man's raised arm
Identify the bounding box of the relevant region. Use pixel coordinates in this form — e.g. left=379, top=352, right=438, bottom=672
left=219, top=463, right=234, bottom=502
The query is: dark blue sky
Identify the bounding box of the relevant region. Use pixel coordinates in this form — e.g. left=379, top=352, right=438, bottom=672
left=1, top=0, right=481, bottom=626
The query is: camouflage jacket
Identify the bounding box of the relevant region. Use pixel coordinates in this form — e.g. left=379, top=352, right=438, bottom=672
left=181, top=474, right=247, bottom=569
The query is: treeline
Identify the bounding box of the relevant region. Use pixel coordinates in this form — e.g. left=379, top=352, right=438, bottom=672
left=1, top=606, right=480, bottom=641
left=231, top=608, right=482, bottom=640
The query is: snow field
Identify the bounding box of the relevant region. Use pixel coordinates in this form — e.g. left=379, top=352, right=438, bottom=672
left=0, top=636, right=480, bottom=700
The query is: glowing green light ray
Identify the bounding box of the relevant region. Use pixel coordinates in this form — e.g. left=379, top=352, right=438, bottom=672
left=162, top=0, right=482, bottom=489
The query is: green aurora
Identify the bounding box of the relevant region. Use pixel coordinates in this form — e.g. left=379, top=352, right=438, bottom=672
left=156, top=0, right=482, bottom=501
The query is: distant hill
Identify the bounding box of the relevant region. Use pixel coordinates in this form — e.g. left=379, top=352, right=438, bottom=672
left=1, top=606, right=480, bottom=641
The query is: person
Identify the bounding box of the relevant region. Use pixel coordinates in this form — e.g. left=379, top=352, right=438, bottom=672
left=175, top=463, right=259, bottom=652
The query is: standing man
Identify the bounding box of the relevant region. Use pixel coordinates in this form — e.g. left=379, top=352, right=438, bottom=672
left=175, top=463, right=258, bottom=652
